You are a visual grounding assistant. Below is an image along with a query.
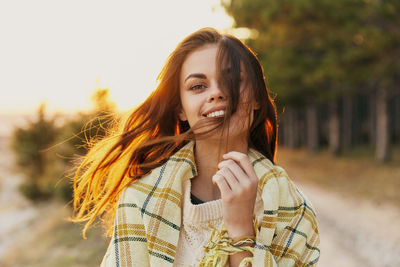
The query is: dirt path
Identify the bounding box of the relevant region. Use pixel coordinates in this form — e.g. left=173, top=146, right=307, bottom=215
left=298, top=182, right=400, bottom=267
left=0, top=137, right=40, bottom=260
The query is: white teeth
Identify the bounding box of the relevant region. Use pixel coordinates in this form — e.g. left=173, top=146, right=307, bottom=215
left=206, top=110, right=225, bottom=118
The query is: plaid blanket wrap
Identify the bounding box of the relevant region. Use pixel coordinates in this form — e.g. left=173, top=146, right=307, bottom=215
left=101, top=141, right=320, bottom=266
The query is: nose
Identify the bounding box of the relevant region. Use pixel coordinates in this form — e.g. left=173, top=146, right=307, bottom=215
left=207, top=85, right=226, bottom=103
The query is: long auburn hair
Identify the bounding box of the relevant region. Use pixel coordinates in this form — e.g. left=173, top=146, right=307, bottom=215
left=69, top=27, right=278, bottom=238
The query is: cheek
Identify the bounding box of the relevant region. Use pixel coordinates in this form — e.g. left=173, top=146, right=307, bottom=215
left=182, top=103, right=201, bottom=126
left=180, top=95, right=191, bottom=116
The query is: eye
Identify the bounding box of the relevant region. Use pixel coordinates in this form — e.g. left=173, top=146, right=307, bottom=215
left=189, top=84, right=206, bottom=91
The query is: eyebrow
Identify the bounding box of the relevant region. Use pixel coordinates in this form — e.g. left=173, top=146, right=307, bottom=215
left=184, top=73, right=207, bottom=83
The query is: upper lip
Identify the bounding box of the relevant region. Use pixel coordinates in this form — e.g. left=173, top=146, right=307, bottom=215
left=202, top=106, right=227, bottom=116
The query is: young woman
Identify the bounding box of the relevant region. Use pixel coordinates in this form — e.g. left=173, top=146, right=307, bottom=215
left=70, top=28, right=320, bottom=267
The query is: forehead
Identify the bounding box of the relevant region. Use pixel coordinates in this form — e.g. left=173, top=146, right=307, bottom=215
left=180, top=45, right=218, bottom=82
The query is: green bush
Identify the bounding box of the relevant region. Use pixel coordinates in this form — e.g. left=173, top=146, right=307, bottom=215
left=11, top=103, right=60, bottom=200
left=11, top=89, right=117, bottom=204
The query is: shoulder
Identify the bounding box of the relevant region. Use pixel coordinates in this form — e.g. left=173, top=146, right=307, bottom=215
left=248, top=148, right=290, bottom=193
left=249, top=148, right=316, bottom=212
left=134, top=141, right=197, bottom=188
left=119, top=142, right=197, bottom=209
left=270, top=165, right=314, bottom=211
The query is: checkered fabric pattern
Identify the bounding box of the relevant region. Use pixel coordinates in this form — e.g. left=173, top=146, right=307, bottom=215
left=100, top=141, right=320, bottom=266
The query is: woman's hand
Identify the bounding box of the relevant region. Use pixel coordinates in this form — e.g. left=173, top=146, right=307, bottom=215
left=212, top=151, right=258, bottom=237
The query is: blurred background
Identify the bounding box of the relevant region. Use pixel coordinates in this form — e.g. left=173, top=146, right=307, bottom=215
left=0, top=0, right=399, bottom=266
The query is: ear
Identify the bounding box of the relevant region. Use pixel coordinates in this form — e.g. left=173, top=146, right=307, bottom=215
left=178, top=109, right=188, bottom=121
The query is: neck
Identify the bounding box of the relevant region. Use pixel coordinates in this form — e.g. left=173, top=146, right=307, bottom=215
left=190, top=137, right=249, bottom=201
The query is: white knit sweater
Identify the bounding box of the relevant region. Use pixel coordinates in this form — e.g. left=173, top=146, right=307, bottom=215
left=173, top=179, right=264, bottom=267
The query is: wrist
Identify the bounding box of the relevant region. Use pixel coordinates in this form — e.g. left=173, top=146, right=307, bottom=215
left=224, top=213, right=258, bottom=238
left=225, top=222, right=255, bottom=238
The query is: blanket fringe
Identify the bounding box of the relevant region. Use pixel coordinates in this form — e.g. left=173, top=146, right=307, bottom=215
left=197, top=218, right=258, bottom=267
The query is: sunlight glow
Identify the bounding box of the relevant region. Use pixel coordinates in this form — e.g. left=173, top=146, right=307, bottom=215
left=0, top=0, right=233, bottom=115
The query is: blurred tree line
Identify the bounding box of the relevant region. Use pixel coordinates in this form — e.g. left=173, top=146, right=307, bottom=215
left=11, top=89, right=116, bottom=202
left=223, top=0, right=400, bottom=162
left=10, top=0, right=400, bottom=202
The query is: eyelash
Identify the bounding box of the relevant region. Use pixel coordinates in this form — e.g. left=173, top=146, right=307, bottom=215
left=189, top=84, right=206, bottom=91
left=188, top=77, right=243, bottom=91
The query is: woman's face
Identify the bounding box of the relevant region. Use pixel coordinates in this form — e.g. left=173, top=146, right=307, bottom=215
left=179, top=44, right=259, bottom=141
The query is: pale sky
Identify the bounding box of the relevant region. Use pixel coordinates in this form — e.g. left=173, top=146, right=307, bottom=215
left=0, top=0, right=235, bottom=115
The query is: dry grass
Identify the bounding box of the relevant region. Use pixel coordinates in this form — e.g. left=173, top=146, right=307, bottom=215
left=276, top=144, right=400, bottom=208
left=1, top=201, right=109, bottom=267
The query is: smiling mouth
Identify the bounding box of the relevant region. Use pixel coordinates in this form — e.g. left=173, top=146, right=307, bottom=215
left=204, top=110, right=226, bottom=118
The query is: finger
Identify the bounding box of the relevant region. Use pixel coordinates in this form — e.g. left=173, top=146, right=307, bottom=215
left=212, top=174, right=232, bottom=198
left=218, top=159, right=247, bottom=182
left=222, top=151, right=257, bottom=180
left=216, top=167, right=240, bottom=191
left=218, top=162, right=254, bottom=196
